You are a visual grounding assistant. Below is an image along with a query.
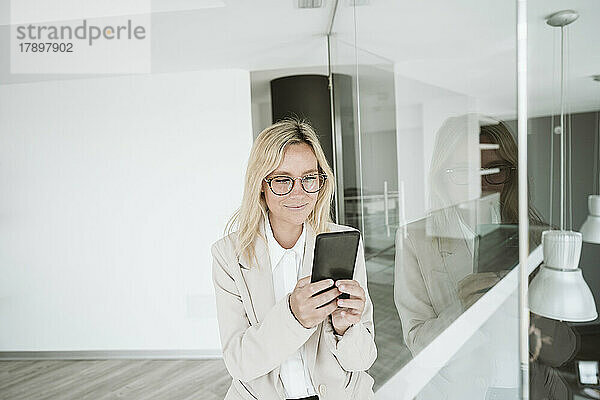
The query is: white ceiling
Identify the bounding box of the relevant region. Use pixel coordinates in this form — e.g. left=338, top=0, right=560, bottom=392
left=1, top=0, right=227, bottom=25
left=0, top=0, right=332, bottom=84
left=347, top=0, right=600, bottom=118
left=1, top=0, right=599, bottom=117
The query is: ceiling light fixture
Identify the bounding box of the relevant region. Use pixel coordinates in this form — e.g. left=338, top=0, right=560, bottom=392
left=297, top=0, right=323, bottom=8
left=529, top=9, right=598, bottom=322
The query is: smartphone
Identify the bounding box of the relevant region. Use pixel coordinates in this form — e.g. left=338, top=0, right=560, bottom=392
left=310, top=230, right=360, bottom=300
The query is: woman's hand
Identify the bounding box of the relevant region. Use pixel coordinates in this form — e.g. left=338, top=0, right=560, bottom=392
left=331, top=280, right=366, bottom=336
left=528, top=316, right=554, bottom=362
left=457, top=271, right=508, bottom=309
left=290, top=276, right=340, bottom=329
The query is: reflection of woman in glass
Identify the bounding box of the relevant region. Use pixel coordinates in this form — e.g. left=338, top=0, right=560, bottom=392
left=395, top=116, right=577, bottom=399
left=479, top=123, right=577, bottom=400
left=394, top=114, right=504, bottom=398
left=395, top=114, right=487, bottom=356
left=480, top=123, right=544, bottom=225
left=212, top=120, right=377, bottom=400
left=453, top=123, right=545, bottom=308
left=395, top=117, right=545, bottom=355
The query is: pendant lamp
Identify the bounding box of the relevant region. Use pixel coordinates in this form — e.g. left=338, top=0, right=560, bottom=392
left=529, top=10, right=598, bottom=322
left=529, top=231, right=597, bottom=321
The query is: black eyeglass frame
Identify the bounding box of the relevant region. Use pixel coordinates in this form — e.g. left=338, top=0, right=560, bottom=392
left=263, top=173, right=327, bottom=196
left=483, top=164, right=517, bottom=185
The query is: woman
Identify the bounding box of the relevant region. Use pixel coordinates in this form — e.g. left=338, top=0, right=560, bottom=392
left=481, top=123, right=578, bottom=400
left=211, top=119, right=377, bottom=400
left=395, top=116, right=545, bottom=355
left=395, top=116, right=566, bottom=399
left=480, top=122, right=544, bottom=225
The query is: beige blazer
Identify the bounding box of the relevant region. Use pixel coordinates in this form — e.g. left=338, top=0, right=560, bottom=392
left=394, top=217, right=472, bottom=355
left=211, top=219, right=377, bottom=400
left=395, top=214, right=545, bottom=355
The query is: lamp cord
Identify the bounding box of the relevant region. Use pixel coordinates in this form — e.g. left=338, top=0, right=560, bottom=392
left=594, top=110, right=600, bottom=196
left=567, top=28, right=573, bottom=231
left=549, top=28, right=557, bottom=229
left=560, top=25, right=565, bottom=231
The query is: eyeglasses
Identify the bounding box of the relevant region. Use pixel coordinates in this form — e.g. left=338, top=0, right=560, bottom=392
left=263, top=173, right=327, bottom=196
left=445, top=165, right=516, bottom=185
left=483, top=164, right=516, bottom=185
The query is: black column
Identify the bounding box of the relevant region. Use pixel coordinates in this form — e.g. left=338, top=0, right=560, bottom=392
left=270, top=75, right=334, bottom=169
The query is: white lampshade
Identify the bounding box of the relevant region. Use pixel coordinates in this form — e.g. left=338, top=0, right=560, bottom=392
left=529, top=230, right=598, bottom=322
left=581, top=195, right=600, bottom=244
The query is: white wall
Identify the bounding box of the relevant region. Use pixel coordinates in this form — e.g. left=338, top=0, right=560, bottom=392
left=394, top=73, right=475, bottom=223
left=0, top=69, right=253, bottom=352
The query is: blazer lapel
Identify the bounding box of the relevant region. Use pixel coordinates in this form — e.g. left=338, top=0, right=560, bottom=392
left=238, top=218, right=275, bottom=324
left=299, top=222, right=316, bottom=278
left=238, top=224, right=286, bottom=398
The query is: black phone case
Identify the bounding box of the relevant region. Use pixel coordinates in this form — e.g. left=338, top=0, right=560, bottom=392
left=310, top=230, right=360, bottom=300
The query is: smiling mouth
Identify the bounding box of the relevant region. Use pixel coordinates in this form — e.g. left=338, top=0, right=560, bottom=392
left=285, top=204, right=307, bottom=209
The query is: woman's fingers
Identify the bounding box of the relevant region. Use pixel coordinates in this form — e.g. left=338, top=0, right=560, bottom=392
left=457, top=273, right=502, bottom=307
left=292, top=277, right=366, bottom=330
left=335, top=280, right=365, bottom=300
left=319, top=300, right=338, bottom=318
left=458, top=272, right=500, bottom=294
left=336, top=298, right=364, bottom=311
left=306, top=279, right=335, bottom=296
left=332, top=308, right=361, bottom=323
left=529, top=326, right=542, bottom=362
left=295, top=276, right=312, bottom=289
left=291, top=278, right=335, bottom=328
left=311, top=286, right=341, bottom=308
left=336, top=308, right=362, bottom=316
left=344, top=313, right=361, bottom=324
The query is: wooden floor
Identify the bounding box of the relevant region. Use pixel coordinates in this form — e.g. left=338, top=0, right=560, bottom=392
left=0, top=359, right=231, bottom=400
left=0, top=253, right=410, bottom=400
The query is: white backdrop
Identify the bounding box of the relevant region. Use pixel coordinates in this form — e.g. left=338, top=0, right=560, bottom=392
left=0, top=69, right=252, bottom=352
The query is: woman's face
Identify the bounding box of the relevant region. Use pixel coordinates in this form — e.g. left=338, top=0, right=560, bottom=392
left=480, top=134, right=507, bottom=194
left=262, top=142, right=320, bottom=228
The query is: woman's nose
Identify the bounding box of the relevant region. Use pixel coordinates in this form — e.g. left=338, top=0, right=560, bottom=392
left=289, top=178, right=304, bottom=195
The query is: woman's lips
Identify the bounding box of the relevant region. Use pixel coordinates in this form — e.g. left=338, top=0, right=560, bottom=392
left=284, top=204, right=307, bottom=210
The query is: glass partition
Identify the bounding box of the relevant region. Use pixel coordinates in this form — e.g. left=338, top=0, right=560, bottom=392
left=326, top=0, right=551, bottom=397
left=526, top=2, right=600, bottom=400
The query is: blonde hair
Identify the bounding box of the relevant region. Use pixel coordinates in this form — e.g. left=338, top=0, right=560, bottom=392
left=226, top=118, right=335, bottom=267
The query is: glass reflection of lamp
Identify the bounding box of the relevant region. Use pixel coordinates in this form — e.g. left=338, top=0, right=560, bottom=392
left=529, top=10, right=598, bottom=322
left=581, top=195, right=600, bottom=244
left=581, top=82, right=600, bottom=244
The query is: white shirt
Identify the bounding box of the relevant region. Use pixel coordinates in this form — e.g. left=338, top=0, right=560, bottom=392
left=264, top=214, right=317, bottom=399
